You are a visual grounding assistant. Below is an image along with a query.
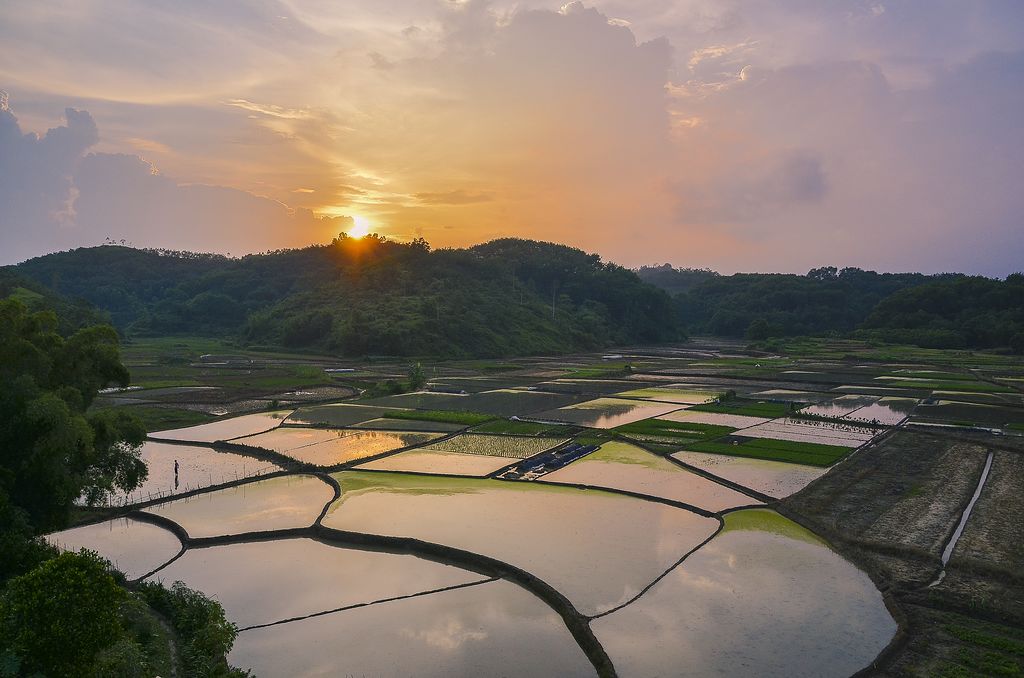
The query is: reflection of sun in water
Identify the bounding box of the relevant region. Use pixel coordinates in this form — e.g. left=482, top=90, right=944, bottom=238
left=348, top=215, right=371, bottom=238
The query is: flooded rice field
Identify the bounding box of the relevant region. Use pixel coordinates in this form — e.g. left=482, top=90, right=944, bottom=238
left=151, top=410, right=293, bottom=442
left=613, top=386, right=723, bottom=404
left=658, top=409, right=772, bottom=428
left=323, top=471, right=718, bottom=616
left=236, top=428, right=442, bottom=467
left=142, top=474, right=334, bottom=537
left=63, top=343, right=1009, bottom=676
left=591, top=510, right=896, bottom=678
left=46, top=517, right=182, bottom=580
left=738, top=417, right=878, bottom=447
left=284, top=403, right=404, bottom=427
left=229, top=579, right=595, bottom=677
left=119, top=441, right=284, bottom=504
left=800, top=394, right=880, bottom=418
left=672, top=451, right=827, bottom=498
left=147, top=538, right=481, bottom=628
left=542, top=441, right=761, bottom=512
left=530, top=397, right=683, bottom=428
left=357, top=449, right=519, bottom=476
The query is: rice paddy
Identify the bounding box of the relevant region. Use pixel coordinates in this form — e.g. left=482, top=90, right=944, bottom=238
left=323, top=471, right=719, bottom=616
left=46, top=517, right=182, bottom=580
left=541, top=441, right=761, bottom=512
left=66, top=340, right=1016, bottom=676
left=119, top=441, right=284, bottom=504
left=529, top=397, right=683, bottom=428
left=142, top=474, right=335, bottom=538
left=150, top=410, right=293, bottom=442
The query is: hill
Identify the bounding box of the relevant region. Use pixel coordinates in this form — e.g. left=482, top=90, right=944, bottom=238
left=12, top=237, right=684, bottom=357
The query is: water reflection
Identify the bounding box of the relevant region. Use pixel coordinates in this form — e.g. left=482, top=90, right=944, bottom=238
left=359, top=450, right=516, bottom=476
left=324, top=472, right=718, bottom=616
left=151, top=410, right=292, bottom=442
left=592, top=509, right=896, bottom=677
left=543, top=441, right=760, bottom=511
left=672, top=451, right=826, bottom=499
left=46, top=517, right=181, bottom=580
left=147, top=538, right=480, bottom=627
left=229, top=579, right=595, bottom=677
left=143, top=474, right=333, bottom=537
left=121, top=442, right=284, bottom=504
left=532, top=397, right=683, bottom=429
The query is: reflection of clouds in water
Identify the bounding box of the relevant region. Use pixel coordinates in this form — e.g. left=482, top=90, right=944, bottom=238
left=594, top=519, right=896, bottom=678
left=401, top=616, right=489, bottom=651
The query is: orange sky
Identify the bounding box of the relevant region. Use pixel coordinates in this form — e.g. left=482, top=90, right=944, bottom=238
left=1, top=1, right=1023, bottom=275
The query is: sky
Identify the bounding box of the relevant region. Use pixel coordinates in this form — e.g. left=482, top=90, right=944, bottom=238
left=1, top=1, right=1023, bottom=275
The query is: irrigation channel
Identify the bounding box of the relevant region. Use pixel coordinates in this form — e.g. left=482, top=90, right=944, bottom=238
left=928, top=450, right=995, bottom=588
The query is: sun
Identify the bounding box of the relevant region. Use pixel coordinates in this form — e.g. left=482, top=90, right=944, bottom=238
left=347, top=215, right=371, bottom=238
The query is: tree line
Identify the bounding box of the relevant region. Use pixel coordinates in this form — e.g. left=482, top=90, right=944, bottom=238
left=637, top=264, right=1024, bottom=352
left=12, top=236, right=685, bottom=356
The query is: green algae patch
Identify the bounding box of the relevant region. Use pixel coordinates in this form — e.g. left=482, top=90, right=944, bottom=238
left=722, top=508, right=827, bottom=547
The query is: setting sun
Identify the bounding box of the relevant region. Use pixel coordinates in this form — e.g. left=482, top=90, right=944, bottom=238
left=347, top=215, right=371, bottom=239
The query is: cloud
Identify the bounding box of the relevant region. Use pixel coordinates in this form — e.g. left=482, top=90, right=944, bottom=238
left=3, top=1, right=1024, bottom=275
left=414, top=190, right=494, bottom=205
left=0, top=107, right=351, bottom=263
left=0, top=107, right=97, bottom=262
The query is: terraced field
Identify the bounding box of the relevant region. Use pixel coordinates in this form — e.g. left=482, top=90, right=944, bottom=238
left=58, top=339, right=1024, bottom=677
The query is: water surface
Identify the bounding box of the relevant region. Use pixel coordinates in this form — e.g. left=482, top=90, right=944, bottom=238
left=230, top=579, right=595, bottom=677
left=151, top=410, right=292, bottom=443
left=143, top=474, right=333, bottom=537
left=358, top=450, right=516, bottom=476
left=531, top=397, right=682, bottom=429
left=121, top=441, right=284, bottom=504
left=592, top=509, right=896, bottom=677
left=46, top=517, right=181, bottom=579
left=147, top=538, right=480, bottom=627
left=543, top=441, right=760, bottom=512
left=323, top=472, right=718, bottom=616
left=672, top=451, right=827, bottom=498
left=739, top=418, right=877, bottom=447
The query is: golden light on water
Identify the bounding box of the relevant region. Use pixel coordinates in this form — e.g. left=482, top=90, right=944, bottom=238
left=347, top=215, right=371, bottom=238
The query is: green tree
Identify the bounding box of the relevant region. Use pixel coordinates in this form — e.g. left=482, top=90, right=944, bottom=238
left=0, top=299, right=146, bottom=530
left=408, top=362, right=426, bottom=390
left=139, top=581, right=246, bottom=677
left=0, top=551, right=126, bottom=676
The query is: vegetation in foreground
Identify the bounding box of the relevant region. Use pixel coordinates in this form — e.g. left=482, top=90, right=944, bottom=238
left=0, top=299, right=248, bottom=676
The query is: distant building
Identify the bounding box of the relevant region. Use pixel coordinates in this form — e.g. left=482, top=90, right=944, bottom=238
left=0, top=90, right=9, bottom=112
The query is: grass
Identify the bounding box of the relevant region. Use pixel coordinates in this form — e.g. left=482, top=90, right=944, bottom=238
left=891, top=370, right=976, bottom=381
left=689, top=436, right=850, bottom=467
left=615, top=419, right=734, bottom=443
left=689, top=399, right=793, bottom=418
left=96, top=405, right=216, bottom=433
left=383, top=409, right=494, bottom=425
left=472, top=419, right=571, bottom=436
left=1007, top=423, right=1024, bottom=432
left=565, top=362, right=632, bottom=378
left=883, top=379, right=1012, bottom=393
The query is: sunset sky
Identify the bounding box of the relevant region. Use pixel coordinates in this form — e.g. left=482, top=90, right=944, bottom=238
left=2, top=1, right=1022, bottom=275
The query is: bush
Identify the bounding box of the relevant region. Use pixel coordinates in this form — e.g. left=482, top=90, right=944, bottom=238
left=0, top=551, right=126, bottom=676
left=138, top=581, right=249, bottom=677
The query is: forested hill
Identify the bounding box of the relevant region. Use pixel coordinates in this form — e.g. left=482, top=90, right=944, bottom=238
left=638, top=264, right=1024, bottom=352
left=11, top=237, right=683, bottom=357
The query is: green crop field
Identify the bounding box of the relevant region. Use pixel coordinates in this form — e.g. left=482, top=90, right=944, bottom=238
left=689, top=436, right=851, bottom=467
left=689, top=400, right=794, bottom=418
left=383, top=409, right=494, bottom=425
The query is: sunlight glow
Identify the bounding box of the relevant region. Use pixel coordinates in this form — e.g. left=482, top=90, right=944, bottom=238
left=348, top=215, right=371, bottom=238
